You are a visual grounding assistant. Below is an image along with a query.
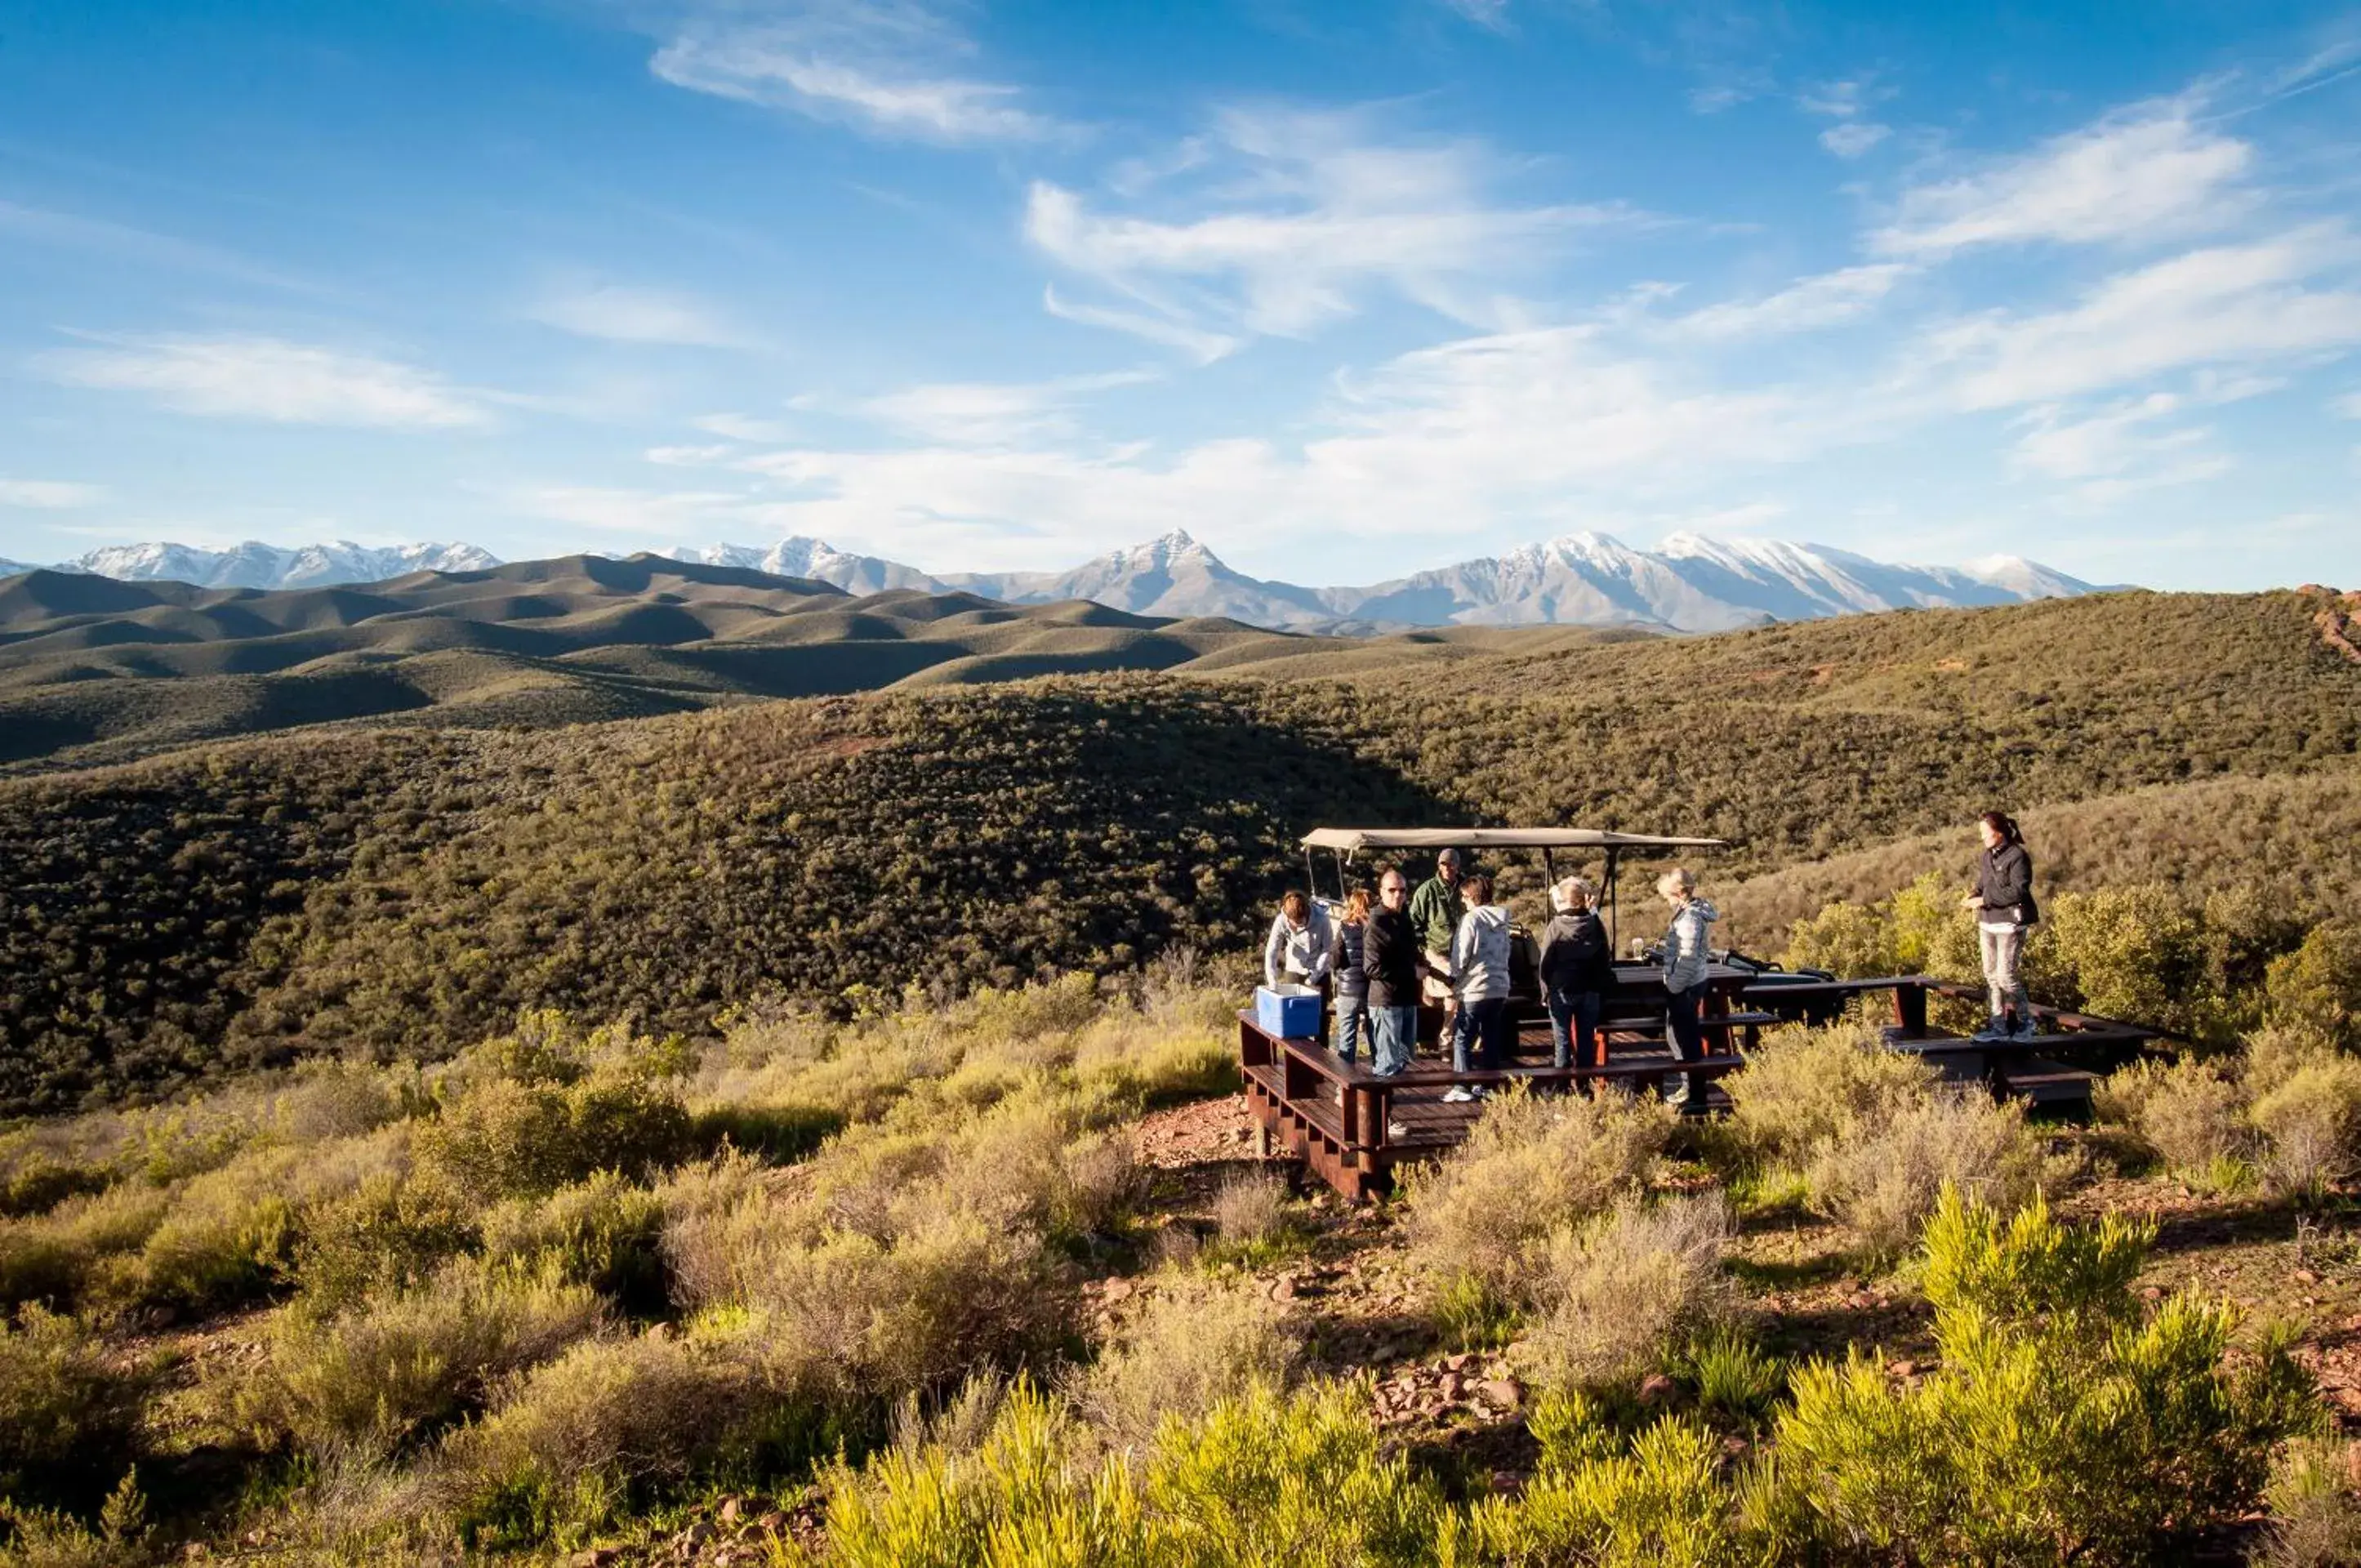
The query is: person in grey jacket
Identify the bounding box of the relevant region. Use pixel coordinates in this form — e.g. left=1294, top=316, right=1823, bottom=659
left=1962, top=810, right=2040, bottom=1040
left=1443, top=874, right=1515, bottom=1100
left=1658, top=867, right=1717, bottom=1116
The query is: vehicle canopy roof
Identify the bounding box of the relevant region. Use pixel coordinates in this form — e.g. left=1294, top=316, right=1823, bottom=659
left=1299, top=826, right=1726, bottom=857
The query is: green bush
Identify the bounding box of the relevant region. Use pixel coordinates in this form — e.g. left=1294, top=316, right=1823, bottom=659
left=293, top=1172, right=479, bottom=1309
left=2267, top=920, right=2361, bottom=1051
left=821, top=1379, right=1446, bottom=1566
left=481, top=1173, right=667, bottom=1314
left=1467, top=1392, right=1751, bottom=1568
left=0, top=1306, right=141, bottom=1505
left=1771, top=1187, right=2322, bottom=1564
left=2250, top=1054, right=2361, bottom=1198
left=414, top=1067, right=693, bottom=1201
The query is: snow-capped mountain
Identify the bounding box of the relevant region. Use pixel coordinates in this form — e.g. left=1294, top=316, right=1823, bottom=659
left=941, top=532, right=1334, bottom=623
left=37, top=540, right=500, bottom=590
left=10, top=528, right=2100, bottom=632
left=657, top=537, right=943, bottom=596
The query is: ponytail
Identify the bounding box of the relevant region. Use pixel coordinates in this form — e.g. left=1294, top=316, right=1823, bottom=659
left=1980, top=810, right=2023, bottom=846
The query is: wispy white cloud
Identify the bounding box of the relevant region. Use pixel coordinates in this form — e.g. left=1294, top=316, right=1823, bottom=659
left=857, top=369, right=1157, bottom=445
left=528, top=281, right=738, bottom=346
left=0, top=479, right=109, bottom=509
left=644, top=2, right=1063, bottom=143
left=1874, top=100, right=2254, bottom=256
left=1042, top=286, right=1243, bottom=363
left=1667, top=264, right=1912, bottom=340
left=0, top=199, right=323, bottom=294
left=1438, top=0, right=1512, bottom=32
left=1917, top=227, right=2361, bottom=408
left=645, top=443, right=739, bottom=466
left=1029, top=105, right=1641, bottom=350
left=693, top=412, right=795, bottom=442
left=38, top=333, right=492, bottom=429
left=1819, top=122, right=1890, bottom=159
left=2336, top=390, right=2361, bottom=419
left=2007, top=392, right=2229, bottom=498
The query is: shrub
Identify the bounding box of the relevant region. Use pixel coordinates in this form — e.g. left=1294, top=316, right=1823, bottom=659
left=415, top=1067, right=695, bottom=1202
left=2267, top=920, right=2361, bottom=1051
left=440, top=1329, right=753, bottom=1545
left=0, top=1472, right=149, bottom=1568
left=1518, top=1194, right=1736, bottom=1393
left=1468, top=1393, right=1749, bottom=1568
left=1202, top=1169, right=1305, bottom=1268
left=481, top=1173, right=668, bottom=1313
left=2039, top=884, right=2212, bottom=1035
left=227, top=1257, right=604, bottom=1459
left=1804, top=1088, right=2051, bottom=1255
left=2251, top=1054, right=2361, bottom=1198
left=2260, top=1437, right=2361, bottom=1568
left=1717, top=1020, right=1938, bottom=1172
left=294, top=1172, right=479, bottom=1309
left=1075, top=1273, right=1299, bottom=1452
left=1772, top=1187, right=2323, bottom=1565
left=2091, top=1058, right=2250, bottom=1177
left=0, top=1187, right=170, bottom=1312
left=0, top=1306, right=141, bottom=1505
left=1405, top=1088, right=1669, bottom=1311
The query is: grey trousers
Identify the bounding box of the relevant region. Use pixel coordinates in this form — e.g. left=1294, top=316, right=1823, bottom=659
left=1980, top=924, right=2031, bottom=1021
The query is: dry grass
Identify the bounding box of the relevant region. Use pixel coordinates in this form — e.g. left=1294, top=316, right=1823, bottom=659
left=2093, top=1058, right=2252, bottom=1178
left=225, top=1256, right=605, bottom=1459
left=1075, top=1273, right=1300, bottom=1452
left=1405, top=1088, right=1671, bottom=1306
left=1517, top=1193, right=1737, bottom=1392
left=1805, top=1089, right=2053, bottom=1256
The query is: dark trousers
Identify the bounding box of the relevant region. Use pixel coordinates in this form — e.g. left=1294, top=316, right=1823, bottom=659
left=1453, top=996, right=1512, bottom=1074
left=1547, top=987, right=1603, bottom=1071
left=1664, top=985, right=1708, bottom=1112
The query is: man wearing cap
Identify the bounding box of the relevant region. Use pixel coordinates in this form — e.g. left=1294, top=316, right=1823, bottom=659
left=1408, top=848, right=1467, bottom=1050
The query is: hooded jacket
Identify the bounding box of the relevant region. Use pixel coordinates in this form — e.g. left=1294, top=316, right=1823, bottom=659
left=1973, top=842, right=2039, bottom=928
left=1662, top=898, right=1720, bottom=995
left=1263, top=906, right=1334, bottom=989
left=1451, top=903, right=1514, bottom=1002
left=1538, top=906, right=1615, bottom=996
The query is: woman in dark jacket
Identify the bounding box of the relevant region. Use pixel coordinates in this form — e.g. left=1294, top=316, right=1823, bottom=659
left=1537, top=875, right=1615, bottom=1079
left=1962, top=810, right=2041, bottom=1040
left=1325, top=887, right=1372, bottom=1065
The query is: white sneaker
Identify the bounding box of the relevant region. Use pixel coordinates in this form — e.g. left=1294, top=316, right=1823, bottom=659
left=1441, top=1086, right=1476, bottom=1103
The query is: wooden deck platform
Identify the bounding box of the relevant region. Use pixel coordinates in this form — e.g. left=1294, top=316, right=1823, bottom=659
left=1241, top=973, right=2163, bottom=1200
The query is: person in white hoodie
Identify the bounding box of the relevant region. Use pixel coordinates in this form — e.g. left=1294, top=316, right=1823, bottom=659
left=1262, top=890, right=1333, bottom=991
left=1657, top=867, right=1718, bottom=1116
left=1443, top=873, right=1514, bottom=1102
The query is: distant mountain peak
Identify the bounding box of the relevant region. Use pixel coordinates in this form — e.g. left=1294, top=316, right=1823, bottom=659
left=20, top=528, right=2105, bottom=635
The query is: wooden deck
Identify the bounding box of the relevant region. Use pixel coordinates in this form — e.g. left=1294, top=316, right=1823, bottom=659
left=1241, top=973, right=2163, bottom=1201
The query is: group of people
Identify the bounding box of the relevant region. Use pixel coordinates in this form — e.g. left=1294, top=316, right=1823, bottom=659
left=1261, top=808, right=2043, bottom=1106
left=1261, top=847, right=1723, bottom=1115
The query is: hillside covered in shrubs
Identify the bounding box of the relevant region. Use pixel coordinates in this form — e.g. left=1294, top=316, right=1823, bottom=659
left=4, top=586, right=2359, bottom=1115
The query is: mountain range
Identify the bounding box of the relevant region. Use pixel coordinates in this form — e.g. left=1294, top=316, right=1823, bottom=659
left=5, top=531, right=2097, bottom=634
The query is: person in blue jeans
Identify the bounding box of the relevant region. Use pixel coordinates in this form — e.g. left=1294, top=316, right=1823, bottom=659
left=1538, top=875, right=1614, bottom=1088
left=1325, top=886, right=1372, bottom=1064
left=1361, top=869, right=1419, bottom=1141
left=1657, top=867, right=1720, bottom=1116
left=1443, top=874, right=1514, bottom=1102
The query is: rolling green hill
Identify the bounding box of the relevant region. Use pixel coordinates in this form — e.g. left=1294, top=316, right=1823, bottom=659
left=2, top=584, right=2356, bottom=1114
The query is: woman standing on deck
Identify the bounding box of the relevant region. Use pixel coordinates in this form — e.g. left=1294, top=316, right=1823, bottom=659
left=1325, top=887, right=1372, bottom=1066
left=1658, top=868, right=1717, bottom=1117
left=1539, top=875, right=1614, bottom=1083
left=1963, top=811, right=2041, bottom=1041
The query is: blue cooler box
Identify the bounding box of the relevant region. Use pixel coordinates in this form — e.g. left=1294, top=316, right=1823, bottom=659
left=1254, top=983, right=1321, bottom=1039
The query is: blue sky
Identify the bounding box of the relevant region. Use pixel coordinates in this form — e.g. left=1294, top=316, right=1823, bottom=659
left=2, top=0, right=2359, bottom=589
